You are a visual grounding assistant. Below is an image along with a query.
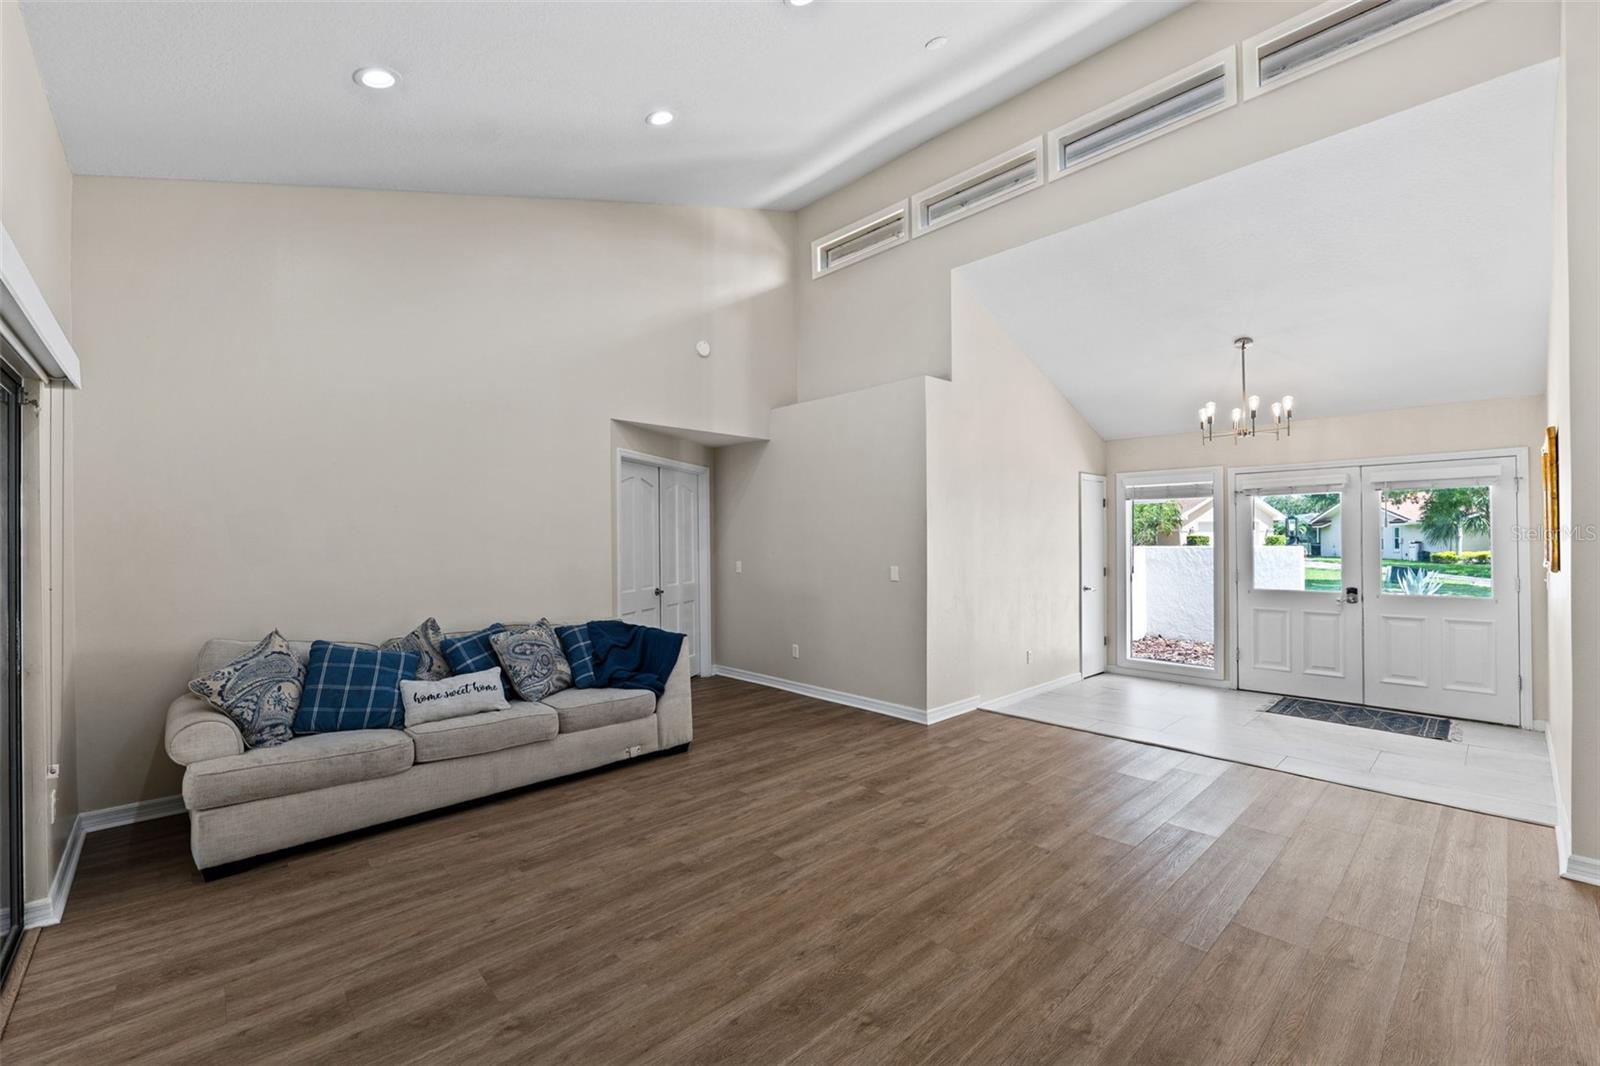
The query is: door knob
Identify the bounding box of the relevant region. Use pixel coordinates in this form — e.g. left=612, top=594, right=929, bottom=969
left=1082, top=585, right=1093, bottom=591
left=654, top=587, right=664, bottom=596
left=1344, top=587, right=1360, bottom=604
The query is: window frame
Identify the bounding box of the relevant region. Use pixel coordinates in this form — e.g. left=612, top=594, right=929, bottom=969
left=1241, top=0, right=1483, bottom=102
left=1114, top=466, right=1227, bottom=684
left=1047, top=48, right=1238, bottom=183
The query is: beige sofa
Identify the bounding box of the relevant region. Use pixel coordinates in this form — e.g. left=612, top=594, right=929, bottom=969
left=164, top=633, right=692, bottom=872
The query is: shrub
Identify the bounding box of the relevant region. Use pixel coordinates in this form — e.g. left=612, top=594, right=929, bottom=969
left=1186, top=534, right=1210, bottom=546
left=1432, top=550, right=1490, bottom=565
left=1263, top=534, right=1287, bottom=546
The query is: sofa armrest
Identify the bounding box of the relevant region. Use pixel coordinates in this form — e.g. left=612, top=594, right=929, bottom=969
left=165, top=693, right=245, bottom=766
left=656, top=647, right=693, bottom=750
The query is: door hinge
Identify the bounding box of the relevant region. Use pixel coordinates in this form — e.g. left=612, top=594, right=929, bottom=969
left=1518, top=674, right=1524, bottom=692
left=1103, top=636, right=1109, bottom=646
left=1102, top=566, right=1108, bottom=577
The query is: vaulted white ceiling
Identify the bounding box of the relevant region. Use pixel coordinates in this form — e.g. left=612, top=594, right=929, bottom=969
left=20, top=0, right=1182, bottom=210
left=958, top=61, right=1560, bottom=441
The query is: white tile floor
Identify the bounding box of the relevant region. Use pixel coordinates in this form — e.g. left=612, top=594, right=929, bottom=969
left=988, top=673, right=1557, bottom=825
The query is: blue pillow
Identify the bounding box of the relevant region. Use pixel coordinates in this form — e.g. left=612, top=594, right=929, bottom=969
left=295, top=641, right=418, bottom=734
left=555, top=623, right=597, bottom=689
left=440, top=623, right=510, bottom=698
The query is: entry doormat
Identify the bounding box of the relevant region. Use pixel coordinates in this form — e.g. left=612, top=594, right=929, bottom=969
left=1264, top=696, right=1458, bottom=742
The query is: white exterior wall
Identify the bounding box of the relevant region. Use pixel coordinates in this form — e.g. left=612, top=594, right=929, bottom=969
left=1131, top=545, right=1214, bottom=643
left=1253, top=545, right=1309, bottom=591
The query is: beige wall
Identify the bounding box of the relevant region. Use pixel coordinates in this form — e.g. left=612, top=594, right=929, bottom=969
left=1553, top=0, right=1600, bottom=861
left=1106, top=395, right=1550, bottom=718
left=926, top=278, right=1105, bottom=709
left=794, top=0, right=1559, bottom=403
left=1545, top=23, right=1574, bottom=840
left=714, top=377, right=929, bottom=709
left=69, top=176, right=795, bottom=810
left=2, top=0, right=78, bottom=904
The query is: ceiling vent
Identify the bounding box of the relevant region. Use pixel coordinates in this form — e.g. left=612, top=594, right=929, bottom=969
left=1048, top=49, right=1237, bottom=181
left=811, top=200, right=909, bottom=279
left=911, top=138, right=1044, bottom=238
left=1243, top=0, right=1479, bottom=99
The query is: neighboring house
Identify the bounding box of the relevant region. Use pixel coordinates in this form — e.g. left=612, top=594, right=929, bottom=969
left=1305, top=498, right=1490, bottom=560
left=1168, top=497, right=1283, bottom=546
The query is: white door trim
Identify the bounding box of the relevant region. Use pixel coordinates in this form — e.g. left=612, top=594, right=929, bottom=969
left=614, top=448, right=713, bottom=678
left=1225, top=446, right=1533, bottom=729
left=1079, top=472, right=1108, bottom=678
left=1113, top=466, right=1227, bottom=683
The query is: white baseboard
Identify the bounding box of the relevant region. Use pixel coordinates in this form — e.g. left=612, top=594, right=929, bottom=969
left=980, top=673, right=1083, bottom=711
left=711, top=665, right=1084, bottom=726
left=23, top=794, right=185, bottom=928
left=1545, top=729, right=1600, bottom=886
left=711, top=665, right=966, bottom=726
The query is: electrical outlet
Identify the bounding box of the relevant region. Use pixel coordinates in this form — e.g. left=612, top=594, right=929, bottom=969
left=791, top=644, right=800, bottom=659
left=1026, top=649, right=1032, bottom=664
left=735, top=560, right=743, bottom=574
left=889, top=565, right=900, bottom=582
left=49, top=782, right=57, bottom=824
left=624, top=744, right=644, bottom=758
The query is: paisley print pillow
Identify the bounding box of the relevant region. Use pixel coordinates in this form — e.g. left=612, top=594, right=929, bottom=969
left=490, top=619, right=572, bottom=702
left=188, top=630, right=303, bottom=748
left=380, top=617, right=452, bottom=680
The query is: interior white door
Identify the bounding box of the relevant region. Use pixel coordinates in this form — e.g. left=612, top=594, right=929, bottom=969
left=657, top=467, right=701, bottom=675
left=1235, top=468, right=1364, bottom=703
left=1080, top=473, right=1107, bottom=677
left=617, top=459, right=662, bottom=629
left=1360, top=456, right=1521, bottom=725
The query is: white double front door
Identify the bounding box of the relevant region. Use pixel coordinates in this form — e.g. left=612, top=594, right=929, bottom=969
left=617, top=457, right=702, bottom=674
left=1234, top=456, right=1522, bottom=725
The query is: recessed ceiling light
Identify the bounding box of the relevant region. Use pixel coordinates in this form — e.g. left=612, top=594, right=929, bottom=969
left=925, top=36, right=949, bottom=51
left=784, top=0, right=815, bottom=7
left=645, top=109, right=675, bottom=127
left=353, top=67, right=399, bottom=90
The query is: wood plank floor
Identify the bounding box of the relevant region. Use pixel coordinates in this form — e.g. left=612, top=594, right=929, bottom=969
left=6, top=676, right=1599, bottom=1064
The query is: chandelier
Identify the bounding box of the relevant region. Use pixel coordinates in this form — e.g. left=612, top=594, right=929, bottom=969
left=1199, top=336, right=1293, bottom=444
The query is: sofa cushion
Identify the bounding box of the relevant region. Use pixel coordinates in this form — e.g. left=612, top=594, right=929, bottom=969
left=188, top=630, right=304, bottom=749
left=555, top=623, right=597, bottom=688
left=441, top=623, right=510, bottom=699
left=380, top=617, right=452, bottom=680
left=539, top=687, right=654, bottom=734
left=491, top=620, right=572, bottom=702
left=406, top=703, right=559, bottom=762
left=295, top=641, right=418, bottom=734
left=182, top=729, right=413, bottom=810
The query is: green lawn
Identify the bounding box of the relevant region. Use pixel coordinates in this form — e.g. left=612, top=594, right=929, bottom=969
left=1303, top=557, right=1492, bottom=598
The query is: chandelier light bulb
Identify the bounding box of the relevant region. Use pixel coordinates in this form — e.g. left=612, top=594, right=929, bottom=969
left=1205, top=401, right=1217, bottom=418
left=1271, top=401, right=1283, bottom=420
left=1283, top=395, right=1294, bottom=413
left=1231, top=407, right=1242, bottom=426
left=1249, top=394, right=1260, bottom=412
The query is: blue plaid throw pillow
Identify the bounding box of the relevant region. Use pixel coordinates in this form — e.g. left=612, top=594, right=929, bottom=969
left=555, top=623, right=597, bottom=689
left=441, top=623, right=510, bottom=698
left=294, top=641, right=419, bottom=733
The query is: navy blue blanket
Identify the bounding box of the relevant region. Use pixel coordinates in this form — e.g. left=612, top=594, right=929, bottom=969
left=586, top=620, right=685, bottom=697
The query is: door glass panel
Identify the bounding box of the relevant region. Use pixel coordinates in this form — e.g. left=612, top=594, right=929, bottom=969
left=1128, top=495, right=1215, bottom=668
left=1377, top=487, right=1492, bottom=597
left=1249, top=491, right=1342, bottom=592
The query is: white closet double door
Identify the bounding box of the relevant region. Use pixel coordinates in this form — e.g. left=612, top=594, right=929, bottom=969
left=618, top=458, right=702, bottom=675
left=1234, top=456, right=1522, bottom=726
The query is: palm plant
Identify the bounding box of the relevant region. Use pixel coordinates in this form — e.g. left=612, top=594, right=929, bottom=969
left=1387, top=488, right=1490, bottom=557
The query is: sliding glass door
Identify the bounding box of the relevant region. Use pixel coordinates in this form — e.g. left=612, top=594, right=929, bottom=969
left=0, top=367, right=21, bottom=985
